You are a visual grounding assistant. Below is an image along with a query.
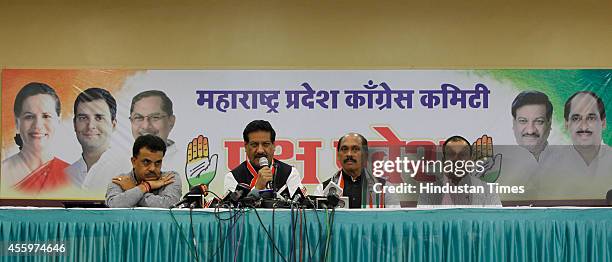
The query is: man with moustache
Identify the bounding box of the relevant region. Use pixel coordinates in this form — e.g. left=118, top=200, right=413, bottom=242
left=537, top=91, right=611, bottom=200
left=223, top=120, right=303, bottom=199
left=560, top=91, right=611, bottom=197
left=496, top=91, right=557, bottom=201
left=65, top=88, right=127, bottom=192
left=106, top=134, right=181, bottom=208
left=315, top=133, right=399, bottom=208
left=564, top=91, right=609, bottom=165
left=511, top=91, right=554, bottom=162
left=128, top=90, right=194, bottom=192
left=129, top=90, right=178, bottom=169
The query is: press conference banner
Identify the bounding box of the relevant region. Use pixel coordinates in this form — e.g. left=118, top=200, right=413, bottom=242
left=1, top=69, right=610, bottom=202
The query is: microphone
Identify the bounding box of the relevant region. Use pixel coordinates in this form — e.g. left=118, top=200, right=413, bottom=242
left=291, top=187, right=315, bottom=208
left=259, top=156, right=269, bottom=167
left=258, top=156, right=275, bottom=191
left=173, top=184, right=208, bottom=208
left=326, top=188, right=340, bottom=208
left=229, top=183, right=252, bottom=202
left=323, top=181, right=342, bottom=208
left=220, top=183, right=257, bottom=207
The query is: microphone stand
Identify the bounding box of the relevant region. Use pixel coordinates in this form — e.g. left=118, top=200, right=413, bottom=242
left=272, top=162, right=278, bottom=196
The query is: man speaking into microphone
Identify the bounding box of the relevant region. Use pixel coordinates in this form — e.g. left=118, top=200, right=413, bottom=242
left=223, top=120, right=303, bottom=199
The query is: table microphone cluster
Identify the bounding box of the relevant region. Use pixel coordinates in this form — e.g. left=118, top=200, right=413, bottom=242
left=173, top=182, right=347, bottom=209
left=222, top=183, right=317, bottom=209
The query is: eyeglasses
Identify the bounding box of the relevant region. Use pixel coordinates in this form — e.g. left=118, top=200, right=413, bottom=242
left=129, top=113, right=168, bottom=124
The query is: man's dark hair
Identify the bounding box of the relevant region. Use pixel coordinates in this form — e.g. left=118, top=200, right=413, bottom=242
left=243, top=120, right=276, bottom=143
left=511, top=91, right=553, bottom=121
left=130, top=90, right=174, bottom=116
left=564, top=91, right=606, bottom=121
left=14, top=82, right=61, bottom=117
left=133, top=134, right=167, bottom=158
left=73, top=88, right=117, bottom=121
left=337, top=133, right=369, bottom=156
left=442, top=135, right=472, bottom=159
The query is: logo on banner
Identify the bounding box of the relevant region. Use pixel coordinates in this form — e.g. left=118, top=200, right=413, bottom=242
left=185, top=135, right=219, bottom=187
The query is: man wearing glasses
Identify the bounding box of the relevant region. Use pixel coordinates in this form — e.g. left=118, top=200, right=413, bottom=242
left=129, top=90, right=180, bottom=173
left=129, top=90, right=176, bottom=149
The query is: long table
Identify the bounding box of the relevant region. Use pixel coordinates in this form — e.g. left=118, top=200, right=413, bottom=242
left=1, top=207, right=611, bottom=261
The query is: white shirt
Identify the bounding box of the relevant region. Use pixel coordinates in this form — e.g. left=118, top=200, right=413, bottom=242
left=565, top=143, right=611, bottom=176
left=535, top=143, right=612, bottom=200
left=65, top=147, right=131, bottom=195
left=158, top=139, right=190, bottom=192
left=495, top=144, right=558, bottom=201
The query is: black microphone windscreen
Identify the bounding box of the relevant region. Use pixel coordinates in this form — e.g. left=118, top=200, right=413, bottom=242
left=183, top=184, right=207, bottom=197
left=174, top=184, right=208, bottom=208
